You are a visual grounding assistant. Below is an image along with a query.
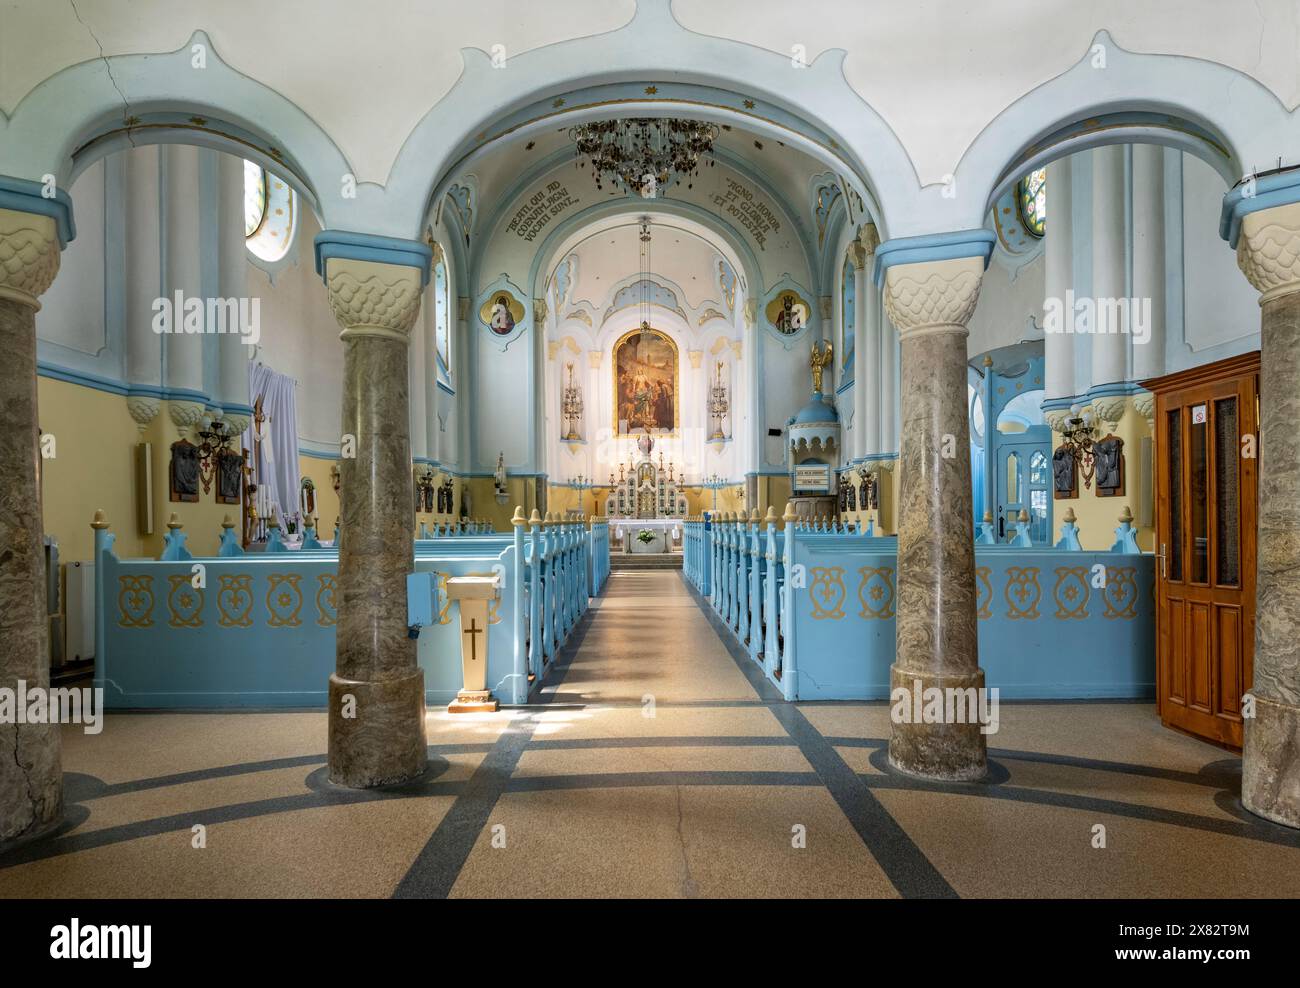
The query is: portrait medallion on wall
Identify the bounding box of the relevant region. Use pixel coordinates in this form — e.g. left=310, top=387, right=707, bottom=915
left=613, top=327, right=678, bottom=436
left=765, top=290, right=811, bottom=335
left=478, top=289, right=524, bottom=337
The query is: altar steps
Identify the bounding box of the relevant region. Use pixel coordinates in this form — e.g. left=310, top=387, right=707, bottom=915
left=610, top=551, right=683, bottom=571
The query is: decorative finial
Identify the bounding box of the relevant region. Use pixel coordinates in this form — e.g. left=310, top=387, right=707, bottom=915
left=1063, top=507, right=1077, bottom=524
left=91, top=509, right=109, bottom=530
left=221, top=515, right=235, bottom=529
left=983, top=509, right=993, bottom=523
left=511, top=506, right=526, bottom=526
left=765, top=506, right=778, bottom=525
left=782, top=502, right=796, bottom=523
left=1119, top=505, right=1134, bottom=524
left=167, top=512, right=182, bottom=530
left=1017, top=508, right=1029, bottom=523
left=529, top=509, right=542, bottom=525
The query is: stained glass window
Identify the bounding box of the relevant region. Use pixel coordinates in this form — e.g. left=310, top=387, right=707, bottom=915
left=244, top=160, right=295, bottom=263
left=1018, top=167, right=1046, bottom=237
left=244, top=160, right=267, bottom=237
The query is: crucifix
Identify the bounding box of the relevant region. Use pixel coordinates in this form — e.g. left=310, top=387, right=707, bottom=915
left=445, top=575, right=501, bottom=713
left=463, top=618, right=483, bottom=662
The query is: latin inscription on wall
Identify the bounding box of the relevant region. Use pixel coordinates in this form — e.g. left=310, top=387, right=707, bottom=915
left=508, top=182, right=581, bottom=242
left=710, top=178, right=780, bottom=251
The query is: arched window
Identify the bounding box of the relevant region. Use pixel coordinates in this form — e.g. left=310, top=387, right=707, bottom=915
left=1017, top=167, right=1046, bottom=238
left=432, top=243, right=451, bottom=384
left=245, top=160, right=296, bottom=262
left=841, top=253, right=855, bottom=367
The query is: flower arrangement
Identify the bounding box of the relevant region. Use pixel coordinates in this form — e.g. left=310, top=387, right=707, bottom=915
left=636, top=529, right=656, bottom=544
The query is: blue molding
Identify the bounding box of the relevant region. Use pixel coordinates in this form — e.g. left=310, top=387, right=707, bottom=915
left=873, top=229, right=997, bottom=287
left=1218, top=167, right=1300, bottom=249
left=0, top=175, right=76, bottom=247
left=313, top=230, right=433, bottom=287
left=37, top=361, right=128, bottom=396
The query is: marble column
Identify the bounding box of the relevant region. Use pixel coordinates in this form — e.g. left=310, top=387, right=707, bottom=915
left=323, top=251, right=429, bottom=787
left=1234, top=200, right=1300, bottom=828
left=0, top=206, right=65, bottom=847
left=882, top=253, right=986, bottom=780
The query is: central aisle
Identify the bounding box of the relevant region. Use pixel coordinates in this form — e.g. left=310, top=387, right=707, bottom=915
left=538, top=570, right=765, bottom=705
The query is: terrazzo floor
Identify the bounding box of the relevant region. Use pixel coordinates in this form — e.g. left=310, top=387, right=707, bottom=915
left=2, top=570, right=1298, bottom=898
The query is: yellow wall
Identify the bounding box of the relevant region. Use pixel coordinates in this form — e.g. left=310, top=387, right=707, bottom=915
left=298, top=455, right=341, bottom=535
left=464, top=476, right=546, bottom=531
left=839, top=464, right=898, bottom=534
left=38, top=377, right=146, bottom=561
left=1051, top=396, right=1155, bottom=552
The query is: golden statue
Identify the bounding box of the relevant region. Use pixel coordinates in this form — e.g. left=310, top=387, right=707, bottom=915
left=809, top=340, right=833, bottom=394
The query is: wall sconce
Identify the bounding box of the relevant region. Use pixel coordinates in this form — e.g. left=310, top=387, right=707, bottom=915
left=1060, top=404, right=1098, bottom=489
left=195, top=413, right=237, bottom=495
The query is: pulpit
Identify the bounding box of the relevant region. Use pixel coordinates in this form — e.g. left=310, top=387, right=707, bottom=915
left=445, top=574, right=501, bottom=713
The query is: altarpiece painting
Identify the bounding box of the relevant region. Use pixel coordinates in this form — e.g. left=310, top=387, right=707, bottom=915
left=614, top=328, right=677, bottom=435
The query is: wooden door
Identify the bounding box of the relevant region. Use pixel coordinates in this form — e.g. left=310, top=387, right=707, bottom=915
left=1146, top=353, right=1258, bottom=748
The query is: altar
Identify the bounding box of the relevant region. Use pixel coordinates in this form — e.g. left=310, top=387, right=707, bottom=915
left=610, top=517, right=683, bottom=553
left=603, top=434, right=687, bottom=520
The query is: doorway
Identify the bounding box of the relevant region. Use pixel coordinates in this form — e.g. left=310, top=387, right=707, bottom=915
left=1144, top=352, right=1259, bottom=748
left=995, top=428, right=1052, bottom=543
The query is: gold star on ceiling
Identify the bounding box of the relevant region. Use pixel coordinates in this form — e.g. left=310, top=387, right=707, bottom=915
left=645, top=85, right=658, bottom=95
left=743, top=99, right=755, bottom=109
left=553, top=97, right=566, bottom=108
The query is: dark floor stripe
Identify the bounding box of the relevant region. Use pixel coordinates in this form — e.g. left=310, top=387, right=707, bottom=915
left=771, top=704, right=959, bottom=898
left=822, top=736, right=1242, bottom=790
left=528, top=735, right=796, bottom=750
left=0, top=772, right=467, bottom=869
left=680, top=573, right=957, bottom=898
left=392, top=714, right=539, bottom=899
left=508, top=770, right=820, bottom=792
left=855, top=771, right=1300, bottom=849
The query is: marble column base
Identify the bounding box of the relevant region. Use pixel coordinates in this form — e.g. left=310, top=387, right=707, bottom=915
left=887, top=664, right=988, bottom=781
left=1242, top=693, right=1300, bottom=828
left=327, top=670, right=427, bottom=788
left=0, top=296, right=62, bottom=848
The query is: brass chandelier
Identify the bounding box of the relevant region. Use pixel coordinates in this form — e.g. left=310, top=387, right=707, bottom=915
left=569, top=118, right=718, bottom=195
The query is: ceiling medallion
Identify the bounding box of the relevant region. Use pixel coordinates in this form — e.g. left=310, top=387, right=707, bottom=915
left=568, top=117, right=718, bottom=194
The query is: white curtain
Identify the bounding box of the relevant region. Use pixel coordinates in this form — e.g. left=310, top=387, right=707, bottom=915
left=244, top=363, right=301, bottom=527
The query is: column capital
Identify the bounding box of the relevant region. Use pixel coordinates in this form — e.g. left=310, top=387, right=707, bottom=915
left=1235, top=202, right=1300, bottom=303
left=314, top=229, right=433, bottom=341
left=881, top=255, right=984, bottom=340
left=323, top=257, right=424, bottom=342
left=0, top=208, right=61, bottom=309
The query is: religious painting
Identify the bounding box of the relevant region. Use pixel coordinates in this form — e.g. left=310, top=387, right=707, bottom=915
left=479, top=289, right=524, bottom=336
left=1094, top=436, right=1125, bottom=497
left=216, top=450, right=245, bottom=506
left=1052, top=446, right=1077, bottom=499
left=765, top=290, right=810, bottom=335
left=614, top=327, right=678, bottom=435
left=170, top=440, right=199, bottom=503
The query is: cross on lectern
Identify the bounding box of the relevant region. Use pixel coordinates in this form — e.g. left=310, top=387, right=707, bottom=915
left=464, top=618, right=483, bottom=662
